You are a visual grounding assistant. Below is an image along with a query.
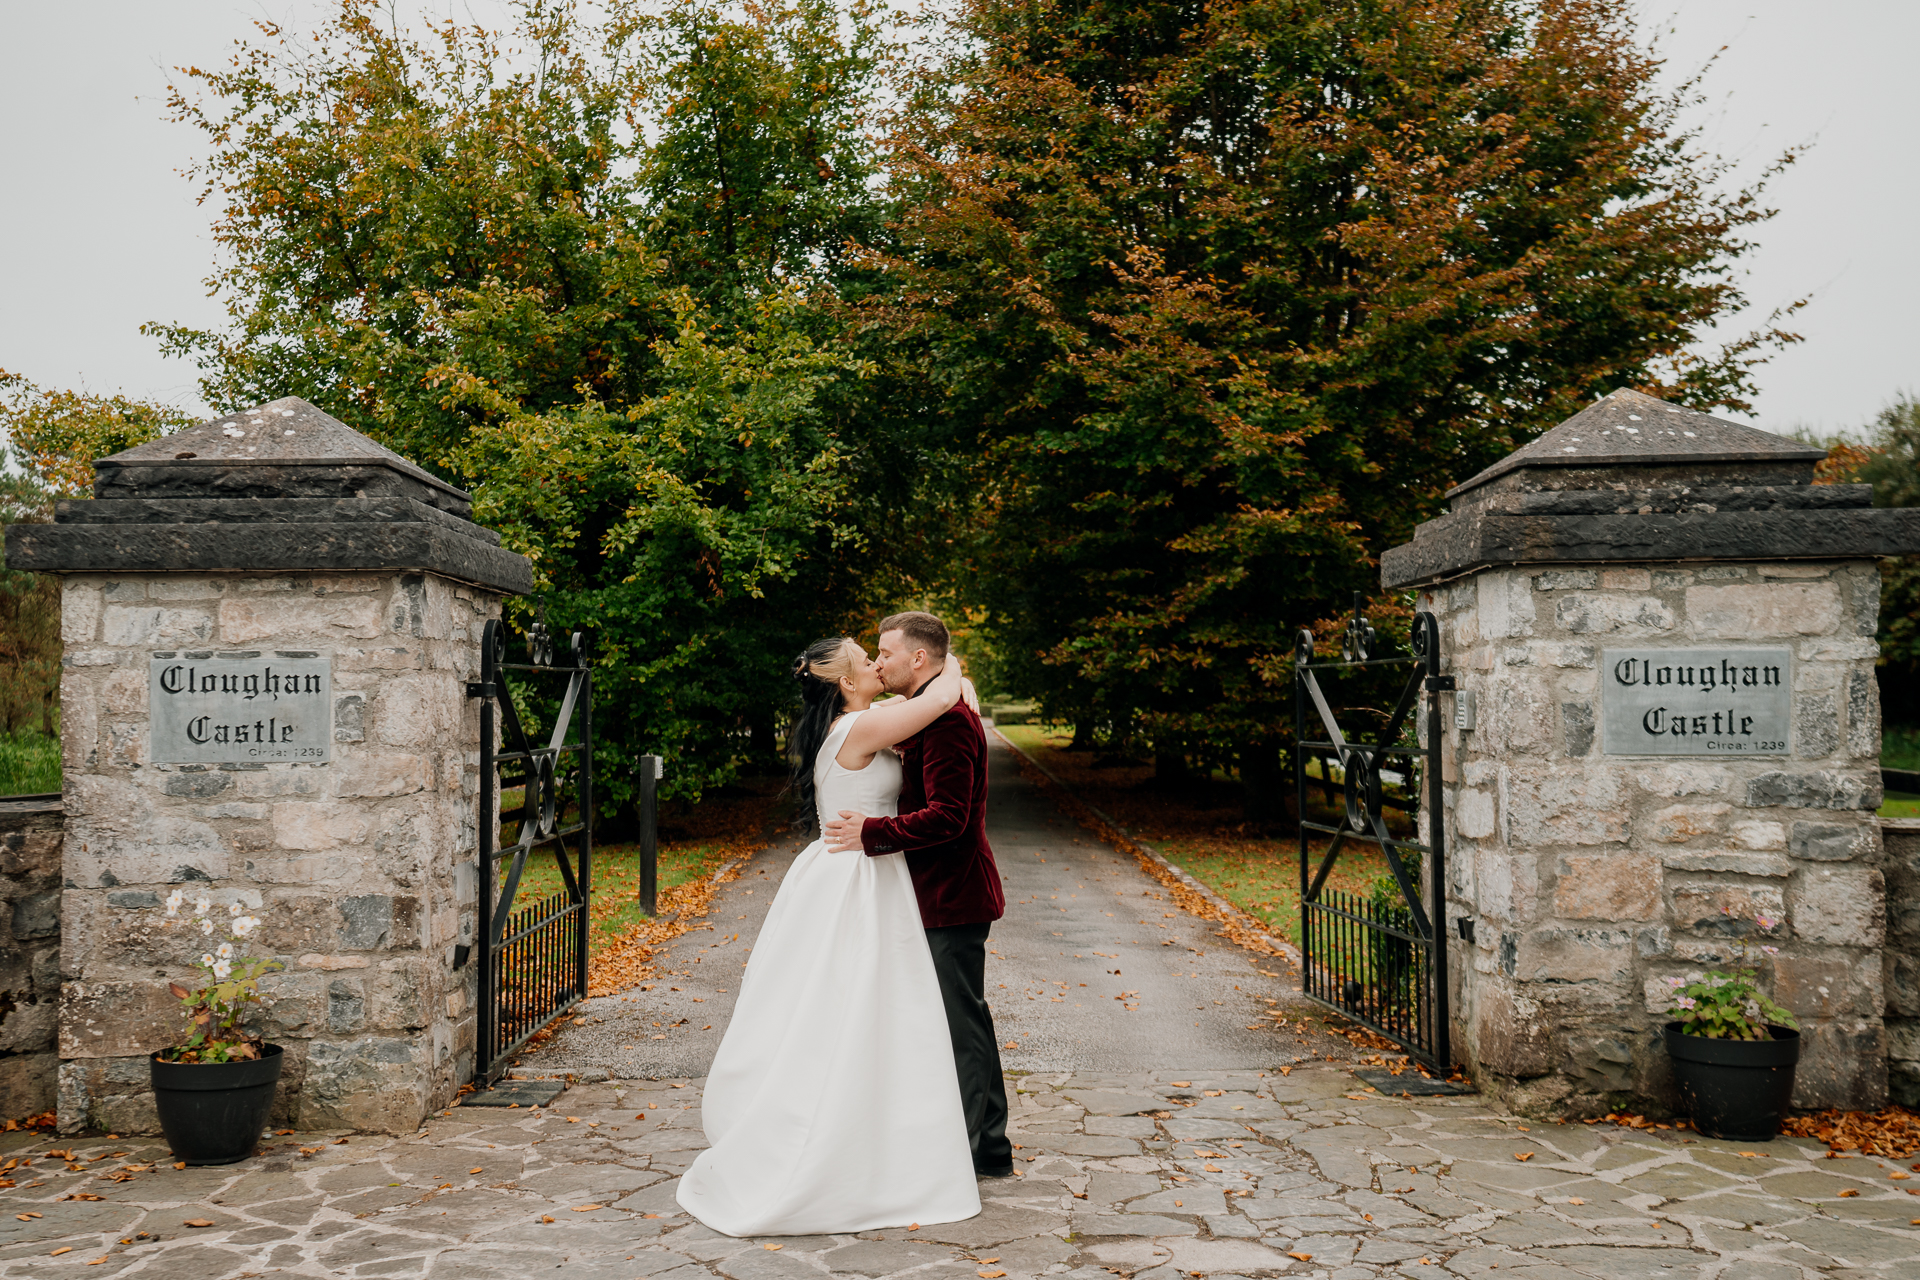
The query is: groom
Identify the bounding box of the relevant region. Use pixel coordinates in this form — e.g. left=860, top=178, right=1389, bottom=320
left=823, top=611, right=1013, bottom=1178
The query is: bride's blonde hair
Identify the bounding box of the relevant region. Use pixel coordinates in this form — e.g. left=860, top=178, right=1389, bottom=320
left=788, top=636, right=862, bottom=829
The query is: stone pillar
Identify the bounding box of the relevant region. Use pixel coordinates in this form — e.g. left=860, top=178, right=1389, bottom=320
left=4, top=398, right=529, bottom=1134
left=1382, top=388, right=1920, bottom=1115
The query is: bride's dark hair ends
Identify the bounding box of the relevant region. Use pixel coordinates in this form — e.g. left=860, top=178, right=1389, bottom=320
left=788, top=637, right=858, bottom=829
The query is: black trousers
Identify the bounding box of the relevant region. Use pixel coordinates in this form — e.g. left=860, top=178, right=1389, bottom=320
left=925, top=921, right=1012, bottom=1171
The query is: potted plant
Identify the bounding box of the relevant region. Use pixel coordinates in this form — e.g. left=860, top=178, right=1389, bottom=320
left=150, top=892, right=285, bottom=1165
left=1661, top=915, right=1800, bottom=1141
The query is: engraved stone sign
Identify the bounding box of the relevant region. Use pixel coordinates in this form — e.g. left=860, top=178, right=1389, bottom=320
left=1601, top=647, right=1791, bottom=756
left=149, top=652, right=332, bottom=763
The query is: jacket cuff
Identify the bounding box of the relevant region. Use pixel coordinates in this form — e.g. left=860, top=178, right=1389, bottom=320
left=861, top=817, right=897, bottom=855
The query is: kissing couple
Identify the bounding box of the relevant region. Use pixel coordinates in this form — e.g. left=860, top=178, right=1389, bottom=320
left=676, top=611, right=1013, bottom=1236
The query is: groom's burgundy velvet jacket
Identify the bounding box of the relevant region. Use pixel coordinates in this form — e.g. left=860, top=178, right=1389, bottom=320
left=859, top=703, right=1005, bottom=928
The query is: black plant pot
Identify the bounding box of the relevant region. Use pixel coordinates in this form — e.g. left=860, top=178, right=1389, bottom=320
left=1663, top=1022, right=1800, bottom=1141
left=150, top=1044, right=284, bottom=1166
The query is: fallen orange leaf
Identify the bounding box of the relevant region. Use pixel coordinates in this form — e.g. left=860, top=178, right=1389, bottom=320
left=1838, top=1189, right=1859, bottom=1197
left=52, top=1247, right=73, bottom=1256
left=572, top=1204, right=604, bottom=1212
left=183, top=1219, right=213, bottom=1228
left=470, top=1168, right=483, bottom=1175
left=764, top=1243, right=783, bottom=1251
left=1288, top=1252, right=1312, bottom=1262
left=541, top=1215, right=555, bottom=1223
left=1513, top=1152, right=1534, bottom=1161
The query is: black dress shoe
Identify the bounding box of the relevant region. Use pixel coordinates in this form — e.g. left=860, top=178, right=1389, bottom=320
left=974, top=1164, right=1016, bottom=1178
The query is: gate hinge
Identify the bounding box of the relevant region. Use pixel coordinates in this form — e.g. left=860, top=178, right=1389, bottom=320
left=466, top=681, right=496, bottom=699
left=1424, top=675, right=1456, bottom=691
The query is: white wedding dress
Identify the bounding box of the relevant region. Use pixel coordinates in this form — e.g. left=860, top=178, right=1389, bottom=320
left=675, top=710, right=981, bottom=1236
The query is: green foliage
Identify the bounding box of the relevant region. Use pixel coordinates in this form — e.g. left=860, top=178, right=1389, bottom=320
left=1808, top=395, right=1920, bottom=724
left=157, top=893, right=284, bottom=1062
left=1, top=370, right=195, bottom=497
left=152, top=0, right=900, bottom=805
left=1664, top=966, right=1797, bottom=1041
left=869, top=0, right=1800, bottom=801
left=0, top=730, right=60, bottom=796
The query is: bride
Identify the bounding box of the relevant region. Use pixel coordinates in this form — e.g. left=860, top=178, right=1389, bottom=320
left=674, top=636, right=983, bottom=1236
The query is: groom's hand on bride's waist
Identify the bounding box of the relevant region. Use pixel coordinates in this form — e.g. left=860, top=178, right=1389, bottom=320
left=823, top=809, right=870, bottom=852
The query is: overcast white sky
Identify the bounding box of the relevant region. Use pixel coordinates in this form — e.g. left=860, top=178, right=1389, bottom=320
left=1, top=1, right=1913, bottom=435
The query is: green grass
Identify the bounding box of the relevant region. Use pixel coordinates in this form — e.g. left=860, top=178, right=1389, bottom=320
left=1880, top=791, right=1920, bottom=819
left=0, top=731, right=59, bottom=796
left=1884, top=726, right=1920, bottom=772
left=514, top=839, right=740, bottom=955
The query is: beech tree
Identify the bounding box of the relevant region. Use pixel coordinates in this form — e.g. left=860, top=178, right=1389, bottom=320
left=864, top=0, right=1799, bottom=807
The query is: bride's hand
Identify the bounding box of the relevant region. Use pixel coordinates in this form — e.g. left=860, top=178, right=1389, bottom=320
left=823, top=810, right=867, bottom=852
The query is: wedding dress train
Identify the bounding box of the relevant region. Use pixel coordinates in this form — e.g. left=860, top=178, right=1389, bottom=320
left=675, top=710, right=981, bottom=1236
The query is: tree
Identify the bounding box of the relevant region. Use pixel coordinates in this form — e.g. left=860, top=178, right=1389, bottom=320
left=0, top=372, right=194, bottom=741
left=864, top=0, right=1800, bottom=811
left=150, top=0, right=901, bottom=806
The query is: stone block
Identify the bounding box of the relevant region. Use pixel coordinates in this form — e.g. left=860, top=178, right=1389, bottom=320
left=333, top=753, right=429, bottom=798
left=334, top=693, right=366, bottom=743
left=1508, top=769, right=1629, bottom=847
left=1634, top=763, right=1731, bottom=798
left=1794, top=694, right=1838, bottom=757
left=218, top=593, right=384, bottom=643
left=1659, top=851, right=1791, bottom=877
left=1512, top=928, right=1634, bottom=985
left=1562, top=1030, right=1640, bottom=1093
left=1852, top=568, right=1881, bottom=635
left=1471, top=983, right=1554, bottom=1076
left=1790, top=820, right=1871, bottom=862
left=1774, top=953, right=1882, bottom=1020
left=0, top=1049, right=55, bottom=1118
left=1554, top=852, right=1661, bottom=920
left=328, top=977, right=367, bottom=1033
left=1477, top=571, right=1536, bottom=639
left=100, top=604, right=215, bottom=647
left=1743, top=770, right=1879, bottom=811
left=1686, top=582, right=1842, bottom=638
left=272, top=801, right=371, bottom=851
left=1669, top=882, right=1786, bottom=935
left=370, top=956, right=435, bottom=1030
left=1553, top=594, right=1675, bottom=635
left=1561, top=702, right=1593, bottom=756
left=1846, top=667, right=1879, bottom=758
left=300, top=1035, right=432, bottom=1133
left=1472, top=848, right=1538, bottom=922
left=58, top=980, right=181, bottom=1059
left=1730, top=820, right=1787, bottom=850
left=1793, top=1019, right=1889, bottom=1110
left=10, top=889, right=60, bottom=940
left=148, top=577, right=226, bottom=600
left=99, top=666, right=145, bottom=714
left=1649, top=802, right=1729, bottom=844
left=1535, top=570, right=1597, bottom=590
left=0, top=998, right=56, bottom=1055
left=61, top=580, right=103, bottom=644
left=1455, top=790, right=1496, bottom=840
left=162, top=769, right=233, bottom=799
left=1791, top=866, right=1885, bottom=948
left=1601, top=568, right=1652, bottom=590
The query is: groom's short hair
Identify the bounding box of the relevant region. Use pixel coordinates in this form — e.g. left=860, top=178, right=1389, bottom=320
left=878, top=610, right=949, bottom=661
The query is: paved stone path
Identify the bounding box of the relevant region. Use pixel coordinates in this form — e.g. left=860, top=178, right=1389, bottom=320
left=6, top=1066, right=1920, bottom=1278
left=533, top=732, right=1312, bottom=1078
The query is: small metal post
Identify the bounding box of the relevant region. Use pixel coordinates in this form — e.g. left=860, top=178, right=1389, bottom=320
left=637, top=755, right=662, bottom=917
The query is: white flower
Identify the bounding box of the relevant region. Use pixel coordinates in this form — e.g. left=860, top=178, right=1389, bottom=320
left=216, top=941, right=235, bottom=959
left=201, top=953, right=216, bottom=967
left=165, top=889, right=185, bottom=917
left=195, top=897, right=211, bottom=916
left=229, top=902, right=243, bottom=918
left=200, top=918, right=214, bottom=936
left=212, top=959, right=232, bottom=980
left=233, top=916, right=260, bottom=938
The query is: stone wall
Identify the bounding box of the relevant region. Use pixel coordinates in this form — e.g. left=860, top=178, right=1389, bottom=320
left=1886, top=817, right=1920, bottom=1107
left=0, top=798, right=61, bottom=1118
left=1423, top=559, right=1888, bottom=1114
left=56, top=570, right=498, bottom=1134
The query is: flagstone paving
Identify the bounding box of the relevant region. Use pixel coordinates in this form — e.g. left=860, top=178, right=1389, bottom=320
left=3, top=1066, right=1917, bottom=1278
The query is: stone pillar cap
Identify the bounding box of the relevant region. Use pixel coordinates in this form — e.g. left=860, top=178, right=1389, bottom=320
left=4, top=398, right=530, bottom=594
left=1381, top=388, right=1920, bottom=588
left=1447, top=388, right=1826, bottom=502
left=93, top=397, right=472, bottom=513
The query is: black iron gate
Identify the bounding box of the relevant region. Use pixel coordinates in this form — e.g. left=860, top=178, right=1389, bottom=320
left=470, top=617, right=592, bottom=1080
left=1294, top=596, right=1450, bottom=1068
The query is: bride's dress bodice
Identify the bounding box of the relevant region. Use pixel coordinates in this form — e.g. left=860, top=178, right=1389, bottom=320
left=814, top=711, right=901, bottom=833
